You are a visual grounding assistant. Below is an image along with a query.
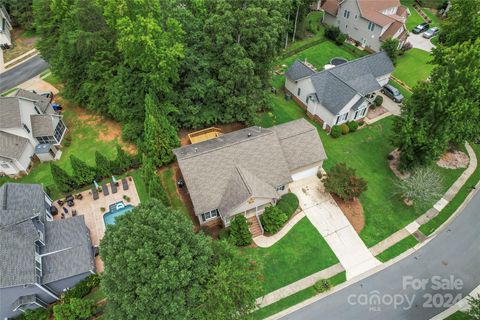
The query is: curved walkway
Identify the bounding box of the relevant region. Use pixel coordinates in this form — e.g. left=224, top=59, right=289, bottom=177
left=253, top=211, right=305, bottom=248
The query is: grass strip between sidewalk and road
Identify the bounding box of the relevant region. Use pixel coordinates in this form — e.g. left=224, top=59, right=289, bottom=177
left=251, top=272, right=347, bottom=320
left=420, top=144, right=480, bottom=236
left=376, top=235, right=419, bottom=263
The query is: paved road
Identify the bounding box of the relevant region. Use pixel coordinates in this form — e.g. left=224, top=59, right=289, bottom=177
left=282, top=190, right=480, bottom=320
left=0, top=55, right=49, bottom=93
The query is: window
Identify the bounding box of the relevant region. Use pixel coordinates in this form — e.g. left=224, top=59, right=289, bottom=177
left=23, top=124, right=30, bottom=133
left=343, top=10, right=350, bottom=18
left=36, top=136, right=56, bottom=144
left=54, top=120, right=66, bottom=142
left=276, top=185, right=285, bottom=191
left=306, top=96, right=310, bottom=104
left=354, top=110, right=359, bottom=119
left=367, top=22, right=375, bottom=31
left=347, top=11, right=350, bottom=18
left=201, top=209, right=219, bottom=222
left=335, top=116, right=340, bottom=125
left=297, top=88, right=301, bottom=96
left=361, top=108, right=367, bottom=117
left=343, top=113, right=349, bottom=121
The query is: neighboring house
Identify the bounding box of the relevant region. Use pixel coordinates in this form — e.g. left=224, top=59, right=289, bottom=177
left=174, top=119, right=327, bottom=227
left=284, top=52, right=394, bottom=131
left=0, top=183, right=95, bottom=319
left=322, top=0, right=409, bottom=52
left=0, top=6, right=12, bottom=48
left=0, top=89, right=67, bottom=177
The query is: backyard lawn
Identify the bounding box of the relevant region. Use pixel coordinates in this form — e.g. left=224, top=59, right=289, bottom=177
left=241, top=217, right=339, bottom=294
left=158, top=167, right=190, bottom=217
left=393, top=48, right=434, bottom=88
left=401, top=0, right=425, bottom=30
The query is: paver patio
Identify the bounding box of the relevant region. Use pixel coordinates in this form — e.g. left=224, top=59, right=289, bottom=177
left=52, top=176, right=141, bottom=271
left=289, top=176, right=380, bottom=280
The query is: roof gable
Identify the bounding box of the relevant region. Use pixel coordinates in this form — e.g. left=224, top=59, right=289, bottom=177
left=0, top=97, right=21, bottom=129
left=285, top=60, right=316, bottom=81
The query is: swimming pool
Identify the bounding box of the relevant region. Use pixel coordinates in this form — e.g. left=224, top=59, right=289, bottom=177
left=103, top=201, right=135, bottom=225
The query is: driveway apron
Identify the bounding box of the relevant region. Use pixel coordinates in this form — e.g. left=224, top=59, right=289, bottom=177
left=290, top=176, right=380, bottom=280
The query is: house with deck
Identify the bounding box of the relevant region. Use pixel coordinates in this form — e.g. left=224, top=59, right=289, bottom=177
left=284, top=52, right=394, bottom=131
left=0, top=183, right=95, bottom=319
left=174, top=119, right=327, bottom=230
left=0, top=89, right=67, bottom=177
left=322, top=0, right=409, bottom=52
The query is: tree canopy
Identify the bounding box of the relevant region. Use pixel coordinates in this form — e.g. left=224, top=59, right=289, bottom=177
left=100, top=200, right=259, bottom=320
left=440, top=0, right=480, bottom=46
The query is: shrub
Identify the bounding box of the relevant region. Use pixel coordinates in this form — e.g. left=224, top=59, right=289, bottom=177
left=260, top=206, right=288, bottom=234
left=200, top=226, right=213, bottom=237
left=313, top=279, right=332, bottom=293
left=63, top=135, right=72, bottom=147
left=402, top=42, right=413, bottom=51
left=53, top=298, right=95, bottom=320
left=229, top=215, right=252, bottom=246
left=324, top=163, right=368, bottom=201
left=374, top=95, right=383, bottom=107
left=63, top=274, right=100, bottom=303
left=218, top=227, right=230, bottom=241
left=324, top=25, right=340, bottom=41
left=347, top=121, right=359, bottom=132
left=330, top=125, right=342, bottom=138
left=335, top=33, right=347, bottom=45
left=340, top=123, right=350, bottom=135
left=20, top=308, right=50, bottom=320
left=380, top=37, right=400, bottom=64
left=276, top=193, right=299, bottom=219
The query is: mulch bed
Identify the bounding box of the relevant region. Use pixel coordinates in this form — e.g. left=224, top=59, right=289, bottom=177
left=366, top=106, right=388, bottom=120
left=437, top=150, right=469, bottom=169
left=332, top=195, right=365, bottom=234
left=388, top=149, right=410, bottom=180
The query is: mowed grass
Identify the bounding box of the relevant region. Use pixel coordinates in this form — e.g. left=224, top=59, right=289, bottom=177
left=393, top=48, right=434, bottom=88
left=422, top=7, right=441, bottom=27
left=401, top=0, right=426, bottom=30
left=158, top=166, right=190, bottom=217
left=376, top=235, right=419, bottom=262
left=241, top=217, right=339, bottom=294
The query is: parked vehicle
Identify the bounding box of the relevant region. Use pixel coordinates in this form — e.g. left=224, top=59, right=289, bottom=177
left=423, top=27, right=439, bottom=39
left=381, top=84, right=404, bottom=103
left=412, top=23, right=429, bottom=34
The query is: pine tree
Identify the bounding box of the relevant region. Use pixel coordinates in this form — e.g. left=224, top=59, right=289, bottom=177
left=148, top=174, right=170, bottom=206
left=112, top=144, right=132, bottom=175
left=141, top=155, right=155, bottom=192
left=95, top=151, right=112, bottom=180
left=143, top=92, right=180, bottom=166
left=50, top=163, right=77, bottom=193
left=70, top=155, right=96, bottom=186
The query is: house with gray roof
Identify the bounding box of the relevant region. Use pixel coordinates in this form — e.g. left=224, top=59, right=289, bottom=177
left=174, top=119, right=327, bottom=228
left=0, top=6, right=12, bottom=49
left=285, top=52, right=394, bottom=131
left=0, top=183, right=95, bottom=319
left=0, top=89, right=67, bottom=177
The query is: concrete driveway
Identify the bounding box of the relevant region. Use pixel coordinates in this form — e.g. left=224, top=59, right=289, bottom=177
left=290, top=176, right=380, bottom=280
left=407, top=33, right=436, bottom=52
left=378, top=92, right=401, bottom=116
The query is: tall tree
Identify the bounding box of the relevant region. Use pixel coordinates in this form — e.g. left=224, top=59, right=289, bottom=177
left=440, top=0, right=480, bottom=46
left=95, top=151, right=112, bottom=180
left=0, top=0, right=34, bottom=30
left=112, top=144, right=132, bottom=174
left=324, top=163, right=368, bottom=201
left=50, top=163, right=77, bottom=193
left=393, top=39, right=480, bottom=169
left=100, top=200, right=259, bottom=319
left=143, top=92, right=179, bottom=166
left=70, top=155, right=96, bottom=186
left=380, top=37, right=400, bottom=64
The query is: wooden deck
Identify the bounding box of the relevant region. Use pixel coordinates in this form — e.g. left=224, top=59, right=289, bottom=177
left=188, top=127, right=223, bottom=144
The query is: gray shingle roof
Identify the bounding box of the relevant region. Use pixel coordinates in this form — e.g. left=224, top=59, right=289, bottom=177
left=31, top=114, right=55, bottom=137
left=41, top=216, right=95, bottom=284
left=0, top=183, right=45, bottom=226
left=352, top=97, right=367, bottom=111
left=15, top=89, right=51, bottom=113
left=285, top=60, right=316, bottom=81
left=286, top=52, right=394, bottom=115
left=0, top=97, right=21, bottom=128
left=174, top=119, right=326, bottom=217
left=0, top=131, right=30, bottom=160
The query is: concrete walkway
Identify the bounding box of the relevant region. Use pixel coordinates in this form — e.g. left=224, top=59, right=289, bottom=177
left=253, top=211, right=305, bottom=248
left=290, top=176, right=380, bottom=280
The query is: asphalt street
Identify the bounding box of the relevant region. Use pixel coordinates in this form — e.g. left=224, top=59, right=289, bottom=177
left=282, top=190, right=480, bottom=320
left=0, top=55, right=49, bottom=93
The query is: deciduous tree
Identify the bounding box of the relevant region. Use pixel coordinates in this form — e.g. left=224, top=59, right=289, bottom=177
left=324, top=163, right=368, bottom=201
left=380, top=37, right=400, bottom=64
left=439, top=0, right=480, bottom=46
left=53, top=298, right=95, bottom=320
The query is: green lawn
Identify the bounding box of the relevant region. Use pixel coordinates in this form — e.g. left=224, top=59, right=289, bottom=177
left=241, top=217, right=339, bottom=294
left=401, top=0, right=425, bottom=30
left=376, top=235, right=419, bottom=262
left=129, top=169, right=149, bottom=203
left=0, top=100, right=123, bottom=199
left=158, top=167, right=190, bottom=217
left=446, top=311, right=470, bottom=320
left=251, top=272, right=346, bottom=320
left=389, top=80, right=412, bottom=100
left=43, top=73, right=62, bottom=86
left=420, top=144, right=480, bottom=236
left=422, top=7, right=441, bottom=27
left=306, top=11, right=324, bottom=34
left=393, top=48, right=434, bottom=89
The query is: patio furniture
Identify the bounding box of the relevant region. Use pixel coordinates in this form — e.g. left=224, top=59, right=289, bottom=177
left=92, top=187, right=99, bottom=200
left=111, top=181, right=118, bottom=194
left=102, top=184, right=109, bottom=196
left=122, top=178, right=129, bottom=191
left=50, top=206, right=58, bottom=216
left=57, top=200, right=64, bottom=206
left=62, top=207, right=68, bottom=214
left=61, top=213, right=65, bottom=219
left=67, top=200, right=74, bottom=207
left=75, top=193, right=83, bottom=200
left=72, top=210, right=77, bottom=217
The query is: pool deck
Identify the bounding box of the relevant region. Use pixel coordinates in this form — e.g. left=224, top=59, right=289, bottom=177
left=52, top=177, right=140, bottom=272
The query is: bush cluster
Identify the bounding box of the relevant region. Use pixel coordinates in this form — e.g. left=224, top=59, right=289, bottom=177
left=331, top=121, right=360, bottom=138
left=229, top=215, right=252, bottom=246
left=373, top=95, right=383, bottom=107
left=261, top=206, right=288, bottom=234
left=330, top=125, right=342, bottom=138
left=340, top=123, right=350, bottom=135
left=63, top=274, right=100, bottom=303
left=348, top=121, right=359, bottom=132
left=313, top=279, right=332, bottom=293
left=324, top=25, right=346, bottom=45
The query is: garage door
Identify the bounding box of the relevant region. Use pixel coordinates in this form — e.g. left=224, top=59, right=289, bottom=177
left=291, top=166, right=319, bottom=181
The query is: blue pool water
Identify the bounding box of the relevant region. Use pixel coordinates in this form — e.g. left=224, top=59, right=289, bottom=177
left=103, top=202, right=135, bottom=225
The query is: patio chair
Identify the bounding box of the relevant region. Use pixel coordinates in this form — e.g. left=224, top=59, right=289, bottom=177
left=102, top=184, right=109, bottom=196
left=72, top=210, right=77, bottom=217
left=122, top=178, right=129, bottom=191
left=92, top=187, right=99, bottom=200
left=111, top=181, right=118, bottom=194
